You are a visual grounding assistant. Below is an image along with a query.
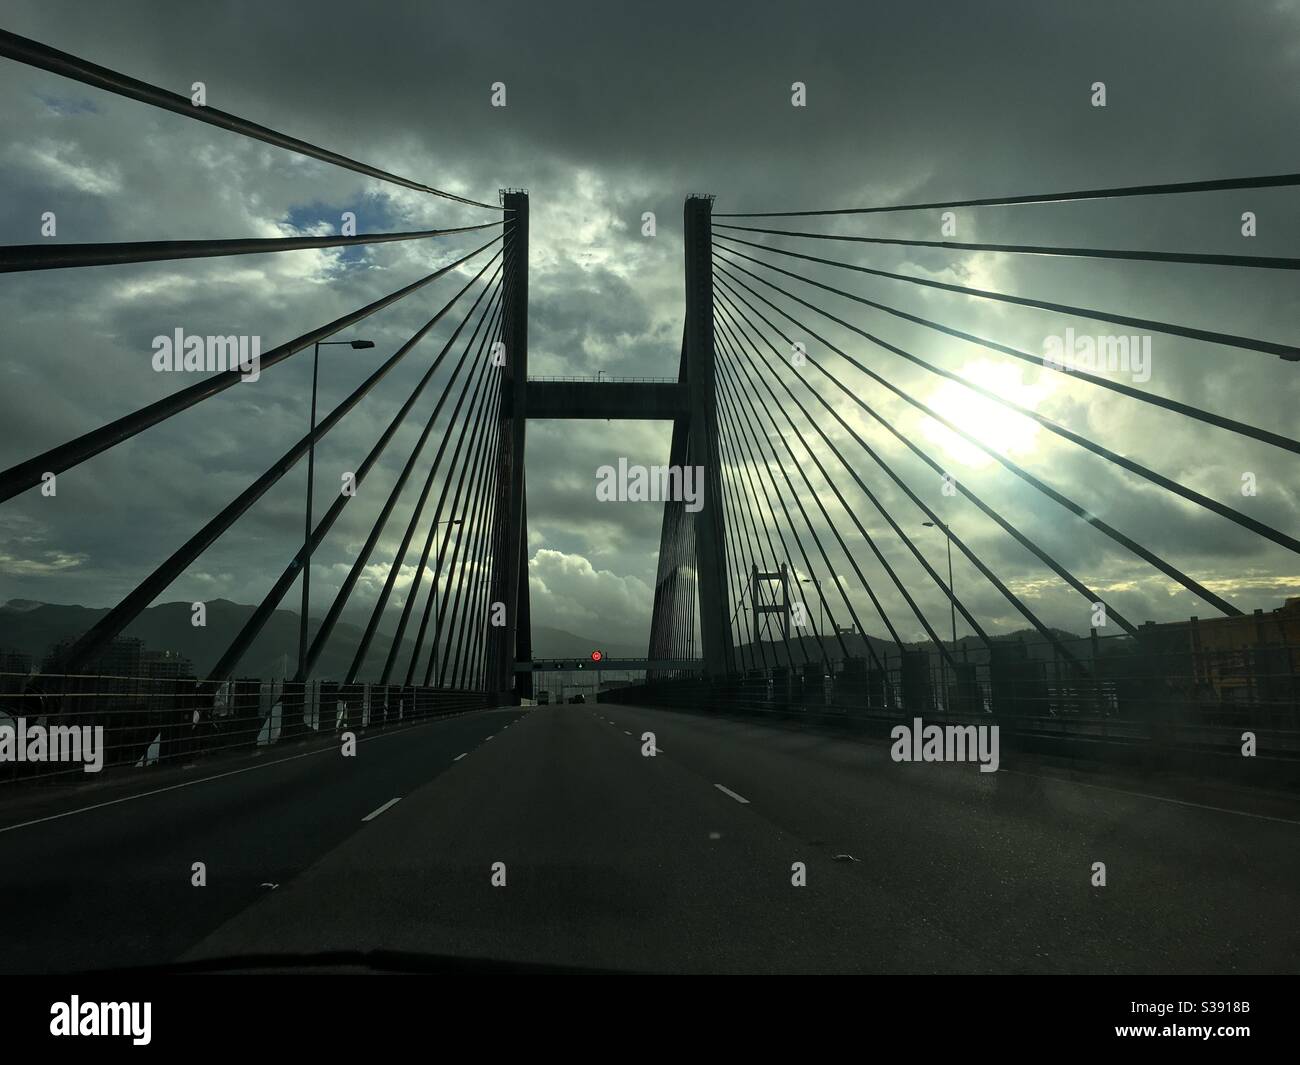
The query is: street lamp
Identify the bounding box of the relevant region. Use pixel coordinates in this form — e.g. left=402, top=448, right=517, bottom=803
left=921, top=521, right=957, bottom=649
left=297, top=338, right=376, bottom=682
left=431, top=518, right=463, bottom=687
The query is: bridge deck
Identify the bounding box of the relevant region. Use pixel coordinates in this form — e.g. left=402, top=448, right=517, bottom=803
left=524, top=379, right=688, bottom=420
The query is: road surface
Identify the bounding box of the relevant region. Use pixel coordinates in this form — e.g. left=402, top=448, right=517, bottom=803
left=1, top=703, right=1296, bottom=973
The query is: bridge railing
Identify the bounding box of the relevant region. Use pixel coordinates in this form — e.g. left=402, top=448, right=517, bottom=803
left=0, top=672, right=495, bottom=788
left=600, top=630, right=1300, bottom=765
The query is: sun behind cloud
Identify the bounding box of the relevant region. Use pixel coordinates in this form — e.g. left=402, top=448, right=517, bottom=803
left=918, top=358, right=1056, bottom=469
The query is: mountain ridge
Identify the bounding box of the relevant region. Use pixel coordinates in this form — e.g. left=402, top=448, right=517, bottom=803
left=0, top=598, right=646, bottom=681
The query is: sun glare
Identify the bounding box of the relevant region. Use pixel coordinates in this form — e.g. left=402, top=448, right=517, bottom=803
left=918, top=359, right=1055, bottom=469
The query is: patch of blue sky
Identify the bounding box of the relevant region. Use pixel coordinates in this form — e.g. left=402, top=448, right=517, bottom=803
left=282, top=194, right=400, bottom=267
left=35, top=93, right=99, bottom=116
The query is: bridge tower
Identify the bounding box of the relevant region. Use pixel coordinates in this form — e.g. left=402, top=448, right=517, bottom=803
left=681, top=194, right=734, bottom=677
left=489, top=193, right=734, bottom=696
left=752, top=563, right=791, bottom=643
left=488, top=190, right=531, bottom=699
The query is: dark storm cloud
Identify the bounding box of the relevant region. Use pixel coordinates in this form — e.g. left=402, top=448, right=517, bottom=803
left=0, top=0, right=1297, bottom=663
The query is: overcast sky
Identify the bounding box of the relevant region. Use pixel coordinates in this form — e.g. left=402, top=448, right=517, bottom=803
left=0, top=0, right=1297, bottom=666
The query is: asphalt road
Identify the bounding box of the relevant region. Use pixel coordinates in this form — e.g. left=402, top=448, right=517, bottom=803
left=0, top=707, right=527, bottom=973
left=2, top=702, right=1296, bottom=973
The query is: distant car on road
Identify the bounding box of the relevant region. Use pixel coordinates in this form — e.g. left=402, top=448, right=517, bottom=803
left=569, top=694, right=585, bottom=704
left=537, top=691, right=550, bottom=705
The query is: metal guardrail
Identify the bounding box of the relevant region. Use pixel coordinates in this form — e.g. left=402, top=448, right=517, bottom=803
left=0, top=673, right=495, bottom=787
left=601, top=630, right=1300, bottom=758
left=603, top=681, right=1300, bottom=763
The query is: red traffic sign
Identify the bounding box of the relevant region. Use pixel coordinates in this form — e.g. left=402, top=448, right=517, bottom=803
left=590, top=650, right=603, bottom=662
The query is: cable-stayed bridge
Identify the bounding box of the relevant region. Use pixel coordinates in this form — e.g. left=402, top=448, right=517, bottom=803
left=0, top=29, right=1297, bottom=977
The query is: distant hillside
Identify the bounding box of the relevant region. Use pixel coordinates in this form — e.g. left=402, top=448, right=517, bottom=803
left=528, top=625, right=643, bottom=660
left=0, top=599, right=645, bottom=682
left=0, top=597, right=1086, bottom=681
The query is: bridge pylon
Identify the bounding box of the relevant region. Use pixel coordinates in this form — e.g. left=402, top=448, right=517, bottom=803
left=488, top=190, right=531, bottom=701
left=682, top=194, right=735, bottom=677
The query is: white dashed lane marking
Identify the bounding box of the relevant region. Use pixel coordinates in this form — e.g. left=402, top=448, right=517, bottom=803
left=714, top=784, right=750, bottom=805
left=362, top=797, right=401, bottom=822
left=0, top=709, right=507, bottom=836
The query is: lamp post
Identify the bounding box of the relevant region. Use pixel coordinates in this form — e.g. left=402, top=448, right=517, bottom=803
left=298, top=338, right=375, bottom=682
left=921, top=521, right=957, bottom=649
left=431, top=518, right=463, bottom=687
